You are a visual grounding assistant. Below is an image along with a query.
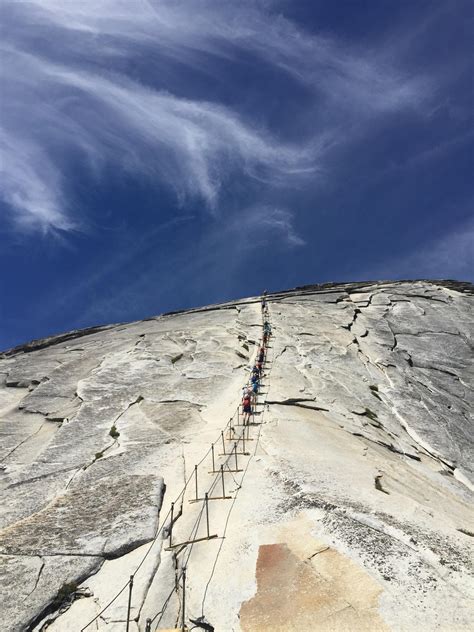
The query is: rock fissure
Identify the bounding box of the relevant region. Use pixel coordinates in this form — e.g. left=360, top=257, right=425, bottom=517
left=266, top=398, right=329, bottom=412
left=3, top=422, right=48, bottom=461
left=23, top=557, right=45, bottom=601
left=351, top=433, right=421, bottom=461
left=6, top=465, right=80, bottom=489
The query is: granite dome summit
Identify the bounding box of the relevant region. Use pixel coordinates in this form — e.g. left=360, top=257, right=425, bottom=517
left=0, top=280, right=473, bottom=631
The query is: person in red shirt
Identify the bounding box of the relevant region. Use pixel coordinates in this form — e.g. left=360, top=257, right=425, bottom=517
left=242, top=391, right=252, bottom=425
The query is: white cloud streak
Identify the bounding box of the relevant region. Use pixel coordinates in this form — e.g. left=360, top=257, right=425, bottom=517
left=0, top=0, right=430, bottom=233
left=1, top=47, right=313, bottom=232
left=0, top=130, right=75, bottom=233
left=235, top=206, right=306, bottom=247
left=397, top=218, right=474, bottom=280
left=363, top=215, right=474, bottom=281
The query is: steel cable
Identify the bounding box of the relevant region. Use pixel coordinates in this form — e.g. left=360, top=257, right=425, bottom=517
left=150, top=313, right=272, bottom=627
left=200, top=308, right=274, bottom=618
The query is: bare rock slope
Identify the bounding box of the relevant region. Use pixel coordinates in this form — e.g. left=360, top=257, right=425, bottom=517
left=0, top=280, right=473, bottom=631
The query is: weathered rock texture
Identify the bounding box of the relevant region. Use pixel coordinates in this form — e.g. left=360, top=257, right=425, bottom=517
left=0, top=280, right=473, bottom=631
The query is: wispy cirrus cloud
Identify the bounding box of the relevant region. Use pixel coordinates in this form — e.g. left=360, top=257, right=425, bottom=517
left=0, top=130, right=75, bottom=233
left=395, top=217, right=474, bottom=280
left=357, top=213, right=474, bottom=282
left=0, top=0, right=431, bottom=234
left=7, top=0, right=425, bottom=112
left=1, top=46, right=314, bottom=233
left=66, top=204, right=304, bottom=327
left=232, top=206, right=306, bottom=248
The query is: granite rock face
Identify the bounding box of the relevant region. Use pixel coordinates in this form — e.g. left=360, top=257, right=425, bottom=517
left=0, top=280, right=473, bottom=631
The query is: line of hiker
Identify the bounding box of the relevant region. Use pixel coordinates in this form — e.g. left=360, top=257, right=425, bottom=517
left=241, top=295, right=272, bottom=425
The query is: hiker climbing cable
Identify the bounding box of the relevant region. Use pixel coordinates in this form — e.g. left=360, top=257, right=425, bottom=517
left=252, top=388, right=259, bottom=411
left=242, top=390, right=252, bottom=425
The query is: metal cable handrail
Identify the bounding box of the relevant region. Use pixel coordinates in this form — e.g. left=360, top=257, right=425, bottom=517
left=80, top=300, right=272, bottom=631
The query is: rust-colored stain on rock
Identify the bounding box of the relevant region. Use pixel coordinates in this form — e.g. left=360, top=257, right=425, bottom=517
left=240, top=543, right=389, bottom=631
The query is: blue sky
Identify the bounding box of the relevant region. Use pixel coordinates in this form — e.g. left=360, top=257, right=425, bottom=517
left=1, top=0, right=472, bottom=349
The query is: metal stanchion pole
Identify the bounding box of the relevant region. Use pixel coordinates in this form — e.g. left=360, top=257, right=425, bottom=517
left=125, top=575, right=133, bottom=632
left=194, top=465, right=198, bottom=501
left=211, top=443, right=215, bottom=472
left=145, top=619, right=152, bottom=632
left=234, top=442, right=238, bottom=470
left=181, top=567, right=187, bottom=632
left=221, top=431, right=226, bottom=455
left=169, top=502, right=174, bottom=547
left=205, top=492, right=210, bottom=538
left=220, top=464, right=225, bottom=497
